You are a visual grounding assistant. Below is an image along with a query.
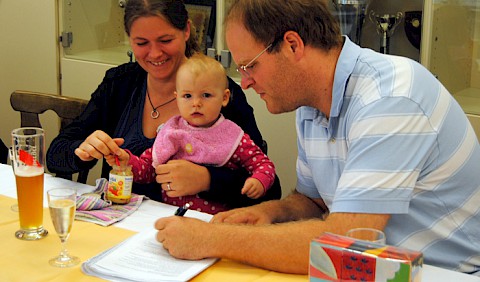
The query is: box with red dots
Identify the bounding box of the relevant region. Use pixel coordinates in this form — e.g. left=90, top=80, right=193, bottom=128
left=309, top=233, right=423, bottom=281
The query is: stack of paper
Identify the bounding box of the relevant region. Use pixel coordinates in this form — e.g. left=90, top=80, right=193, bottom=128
left=82, top=228, right=217, bottom=282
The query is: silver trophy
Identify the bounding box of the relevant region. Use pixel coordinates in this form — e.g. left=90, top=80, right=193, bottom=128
left=331, top=0, right=371, bottom=45
left=369, top=11, right=403, bottom=54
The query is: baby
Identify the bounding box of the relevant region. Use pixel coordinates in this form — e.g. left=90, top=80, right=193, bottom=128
left=107, top=54, right=275, bottom=214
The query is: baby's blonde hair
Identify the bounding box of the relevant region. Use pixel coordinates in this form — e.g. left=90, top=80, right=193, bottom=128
left=177, top=53, right=228, bottom=89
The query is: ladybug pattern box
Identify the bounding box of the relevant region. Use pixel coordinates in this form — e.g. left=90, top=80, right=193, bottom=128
left=309, top=232, right=423, bottom=282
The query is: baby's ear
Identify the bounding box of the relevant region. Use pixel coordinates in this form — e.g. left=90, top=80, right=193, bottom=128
left=223, top=89, right=231, bottom=106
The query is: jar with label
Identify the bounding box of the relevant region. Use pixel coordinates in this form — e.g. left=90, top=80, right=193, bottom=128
left=107, top=165, right=133, bottom=204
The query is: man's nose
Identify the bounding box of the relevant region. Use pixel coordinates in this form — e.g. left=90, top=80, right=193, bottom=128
left=240, top=76, right=254, bottom=90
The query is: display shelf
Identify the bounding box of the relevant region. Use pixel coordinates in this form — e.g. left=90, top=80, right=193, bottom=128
left=421, top=0, right=480, bottom=128
left=454, top=87, right=480, bottom=115
left=64, top=45, right=132, bottom=66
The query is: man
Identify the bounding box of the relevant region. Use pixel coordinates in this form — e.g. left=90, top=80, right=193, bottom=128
left=155, top=0, right=480, bottom=275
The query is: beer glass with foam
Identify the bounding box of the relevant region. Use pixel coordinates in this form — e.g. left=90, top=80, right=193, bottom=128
left=11, top=127, right=48, bottom=240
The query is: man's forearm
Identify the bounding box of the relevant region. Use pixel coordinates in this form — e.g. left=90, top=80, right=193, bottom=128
left=205, top=212, right=390, bottom=274
left=259, top=191, right=327, bottom=223
left=204, top=192, right=330, bottom=274
left=207, top=221, right=320, bottom=274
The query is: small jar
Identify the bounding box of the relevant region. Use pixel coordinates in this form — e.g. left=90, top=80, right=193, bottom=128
left=107, top=165, right=133, bottom=204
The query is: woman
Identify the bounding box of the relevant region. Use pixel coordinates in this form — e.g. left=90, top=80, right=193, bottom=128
left=46, top=0, right=281, bottom=207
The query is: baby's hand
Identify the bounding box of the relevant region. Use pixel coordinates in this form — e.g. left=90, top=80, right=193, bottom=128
left=105, top=148, right=130, bottom=167
left=241, top=178, right=265, bottom=199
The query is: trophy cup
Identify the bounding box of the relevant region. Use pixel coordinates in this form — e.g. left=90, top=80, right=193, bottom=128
left=331, top=0, right=371, bottom=45
left=369, top=11, right=404, bottom=54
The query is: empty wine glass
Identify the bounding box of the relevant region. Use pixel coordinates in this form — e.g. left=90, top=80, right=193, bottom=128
left=47, top=188, right=80, bottom=267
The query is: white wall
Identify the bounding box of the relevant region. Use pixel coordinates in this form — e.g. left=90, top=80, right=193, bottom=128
left=0, top=0, right=60, bottom=154
left=240, top=86, right=298, bottom=196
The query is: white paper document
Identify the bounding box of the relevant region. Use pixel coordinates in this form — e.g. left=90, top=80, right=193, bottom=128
left=82, top=228, right=217, bottom=282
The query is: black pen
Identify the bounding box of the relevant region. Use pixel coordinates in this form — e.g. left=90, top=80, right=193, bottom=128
left=174, top=203, right=191, bottom=216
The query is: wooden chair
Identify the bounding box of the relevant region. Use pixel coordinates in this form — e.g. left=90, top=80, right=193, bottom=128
left=10, top=90, right=90, bottom=183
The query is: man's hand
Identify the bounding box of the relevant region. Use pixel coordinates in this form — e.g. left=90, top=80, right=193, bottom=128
left=211, top=203, right=273, bottom=225
left=155, top=216, right=213, bottom=260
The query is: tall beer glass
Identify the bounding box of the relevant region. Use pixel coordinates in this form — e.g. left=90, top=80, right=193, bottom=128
left=11, top=127, right=48, bottom=240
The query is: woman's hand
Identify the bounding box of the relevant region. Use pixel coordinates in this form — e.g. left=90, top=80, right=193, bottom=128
left=155, top=159, right=210, bottom=197
left=74, top=130, right=124, bottom=161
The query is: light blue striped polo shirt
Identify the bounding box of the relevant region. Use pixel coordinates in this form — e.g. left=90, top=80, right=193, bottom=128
left=296, top=37, right=480, bottom=274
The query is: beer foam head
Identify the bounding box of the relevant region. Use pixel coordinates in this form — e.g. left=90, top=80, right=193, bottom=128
left=14, top=165, right=44, bottom=177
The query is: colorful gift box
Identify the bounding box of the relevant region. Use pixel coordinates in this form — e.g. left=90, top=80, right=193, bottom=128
left=309, top=232, right=423, bottom=282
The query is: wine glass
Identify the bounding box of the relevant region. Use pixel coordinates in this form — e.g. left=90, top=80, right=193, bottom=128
left=47, top=188, right=80, bottom=267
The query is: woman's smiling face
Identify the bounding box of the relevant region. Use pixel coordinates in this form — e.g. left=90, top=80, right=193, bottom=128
left=129, top=15, right=190, bottom=81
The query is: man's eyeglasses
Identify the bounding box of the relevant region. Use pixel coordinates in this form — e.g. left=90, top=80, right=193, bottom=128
left=236, top=43, right=273, bottom=78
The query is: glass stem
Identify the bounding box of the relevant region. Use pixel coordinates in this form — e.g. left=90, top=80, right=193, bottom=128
left=60, top=238, right=69, bottom=258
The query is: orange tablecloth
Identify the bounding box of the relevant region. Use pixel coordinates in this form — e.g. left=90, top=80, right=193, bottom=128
left=0, top=195, right=308, bottom=281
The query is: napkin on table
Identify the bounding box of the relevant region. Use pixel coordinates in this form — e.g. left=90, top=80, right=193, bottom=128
left=75, top=178, right=144, bottom=227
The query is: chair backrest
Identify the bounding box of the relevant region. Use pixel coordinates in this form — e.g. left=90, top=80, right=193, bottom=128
left=10, top=90, right=90, bottom=183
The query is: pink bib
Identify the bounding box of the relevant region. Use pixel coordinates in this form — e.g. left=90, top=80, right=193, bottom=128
left=152, top=115, right=244, bottom=167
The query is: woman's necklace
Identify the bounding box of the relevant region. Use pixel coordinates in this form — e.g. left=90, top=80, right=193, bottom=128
left=146, top=89, right=176, bottom=119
